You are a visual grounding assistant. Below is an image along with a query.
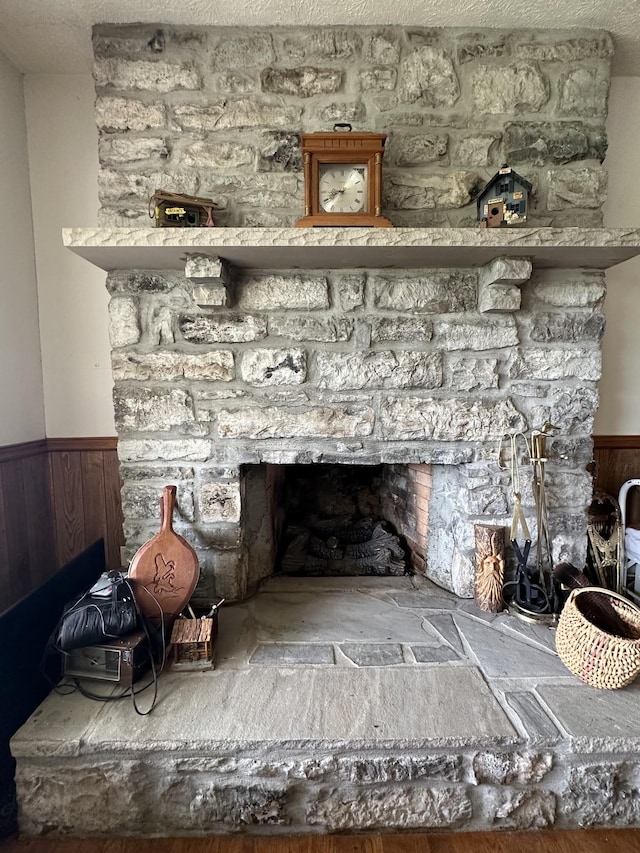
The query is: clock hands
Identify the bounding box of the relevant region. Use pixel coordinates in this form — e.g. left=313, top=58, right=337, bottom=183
left=343, top=170, right=365, bottom=189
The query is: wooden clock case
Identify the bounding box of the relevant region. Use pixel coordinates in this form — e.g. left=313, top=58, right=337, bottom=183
left=295, top=129, right=393, bottom=228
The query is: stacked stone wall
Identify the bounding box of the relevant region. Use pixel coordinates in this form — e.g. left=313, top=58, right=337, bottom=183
left=92, top=23, right=613, bottom=599
left=110, top=261, right=602, bottom=599
left=92, top=24, right=612, bottom=228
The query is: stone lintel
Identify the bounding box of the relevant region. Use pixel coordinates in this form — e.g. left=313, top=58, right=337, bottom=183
left=63, top=227, right=640, bottom=272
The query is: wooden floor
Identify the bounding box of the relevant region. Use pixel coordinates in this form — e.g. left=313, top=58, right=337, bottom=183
left=3, top=830, right=640, bottom=853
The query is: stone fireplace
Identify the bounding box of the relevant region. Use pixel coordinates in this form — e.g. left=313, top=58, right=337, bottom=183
left=62, top=224, right=640, bottom=608
left=104, top=247, right=605, bottom=602
left=12, top=22, right=640, bottom=840
left=84, top=22, right=623, bottom=602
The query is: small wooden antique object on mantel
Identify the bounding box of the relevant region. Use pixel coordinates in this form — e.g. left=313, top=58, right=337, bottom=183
left=295, top=124, right=393, bottom=228
left=150, top=189, right=217, bottom=227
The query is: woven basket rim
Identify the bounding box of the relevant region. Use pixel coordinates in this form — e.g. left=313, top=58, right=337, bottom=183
left=572, top=600, right=640, bottom=637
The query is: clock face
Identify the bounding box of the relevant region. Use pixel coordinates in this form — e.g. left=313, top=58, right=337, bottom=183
left=318, top=164, right=368, bottom=213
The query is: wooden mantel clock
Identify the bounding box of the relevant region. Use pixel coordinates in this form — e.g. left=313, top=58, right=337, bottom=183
left=295, top=124, right=393, bottom=228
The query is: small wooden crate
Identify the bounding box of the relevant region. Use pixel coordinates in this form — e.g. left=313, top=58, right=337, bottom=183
left=169, top=614, right=217, bottom=670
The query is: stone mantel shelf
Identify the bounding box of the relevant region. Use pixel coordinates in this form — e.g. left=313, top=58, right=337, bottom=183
left=63, top=226, right=640, bottom=272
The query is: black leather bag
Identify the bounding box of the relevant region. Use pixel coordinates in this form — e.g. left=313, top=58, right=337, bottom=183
left=56, top=573, right=138, bottom=652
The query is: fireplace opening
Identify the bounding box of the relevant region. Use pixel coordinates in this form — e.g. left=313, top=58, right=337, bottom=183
left=241, top=463, right=432, bottom=584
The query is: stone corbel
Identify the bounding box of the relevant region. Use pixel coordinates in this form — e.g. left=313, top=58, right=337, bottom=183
left=478, top=256, right=532, bottom=313
left=185, top=253, right=231, bottom=307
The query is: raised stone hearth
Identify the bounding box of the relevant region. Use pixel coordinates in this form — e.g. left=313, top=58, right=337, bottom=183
left=12, top=224, right=636, bottom=838
left=13, top=576, right=640, bottom=835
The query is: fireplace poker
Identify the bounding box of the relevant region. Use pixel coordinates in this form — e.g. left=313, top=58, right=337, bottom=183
left=530, top=422, right=561, bottom=612
left=206, top=599, right=226, bottom=617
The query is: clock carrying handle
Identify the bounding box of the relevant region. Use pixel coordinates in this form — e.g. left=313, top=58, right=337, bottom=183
left=333, top=123, right=352, bottom=132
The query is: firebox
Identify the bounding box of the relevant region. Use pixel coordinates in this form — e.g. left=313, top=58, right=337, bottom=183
left=240, top=463, right=432, bottom=582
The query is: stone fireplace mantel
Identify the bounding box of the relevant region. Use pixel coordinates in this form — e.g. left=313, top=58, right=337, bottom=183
left=63, top=226, right=640, bottom=272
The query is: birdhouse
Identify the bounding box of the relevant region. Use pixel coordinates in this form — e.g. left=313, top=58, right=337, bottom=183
left=477, top=166, right=532, bottom=227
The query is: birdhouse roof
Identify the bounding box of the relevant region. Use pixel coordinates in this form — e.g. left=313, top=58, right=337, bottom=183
left=170, top=617, right=214, bottom=644
left=476, top=167, right=533, bottom=208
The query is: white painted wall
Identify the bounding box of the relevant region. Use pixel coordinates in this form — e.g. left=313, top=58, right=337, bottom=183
left=23, top=74, right=114, bottom=438
left=597, top=76, right=640, bottom=435
left=0, top=52, right=45, bottom=445
left=12, top=72, right=640, bottom=441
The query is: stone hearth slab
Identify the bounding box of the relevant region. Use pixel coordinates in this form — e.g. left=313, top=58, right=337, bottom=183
left=537, top=682, right=640, bottom=751
left=388, top=590, right=458, bottom=610
left=249, top=643, right=335, bottom=665
left=453, top=613, right=568, bottom=678
left=13, top=578, right=640, bottom=837
left=426, top=613, right=466, bottom=653
left=12, top=666, right=517, bottom=752
left=339, top=643, right=405, bottom=666
left=500, top=617, right=558, bottom=653
left=216, top=587, right=442, bottom=662
left=504, top=692, right=563, bottom=744
left=411, top=645, right=461, bottom=663
left=11, top=686, right=109, bottom=758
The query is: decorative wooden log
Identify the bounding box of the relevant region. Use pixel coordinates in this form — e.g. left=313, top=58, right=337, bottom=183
left=474, top=524, right=506, bottom=613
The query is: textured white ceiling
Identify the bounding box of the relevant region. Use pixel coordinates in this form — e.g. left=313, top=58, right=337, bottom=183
left=0, top=0, right=638, bottom=76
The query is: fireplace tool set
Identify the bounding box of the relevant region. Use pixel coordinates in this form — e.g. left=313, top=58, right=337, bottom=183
left=498, top=423, right=562, bottom=622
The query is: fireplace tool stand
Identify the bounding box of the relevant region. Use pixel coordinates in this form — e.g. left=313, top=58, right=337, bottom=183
left=499, top=425, right=562, bottom=624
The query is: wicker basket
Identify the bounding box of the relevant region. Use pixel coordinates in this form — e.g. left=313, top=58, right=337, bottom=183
left=556, top=586, right=640, bottom=689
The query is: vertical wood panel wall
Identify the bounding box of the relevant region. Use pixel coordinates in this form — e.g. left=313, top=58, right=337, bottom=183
left=0, top=435, right=639, bottom=614
left=0, top=438, right=123, bottom=613
left=47, top=439, right=124, bottom=576
left=592, top=436, right=640, bottom=525
left=0, top=441, right=56, bottom=612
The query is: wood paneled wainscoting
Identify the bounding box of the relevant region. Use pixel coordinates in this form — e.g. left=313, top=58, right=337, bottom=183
left=592, top=435, right=640, bottom=525
left=0, top=440, right=55, bottom=612
left=0, top=437, right=123, bottom=613
left=46, top=438, right=123, bottom=575
left=1, top=435, right=639, bottom=614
